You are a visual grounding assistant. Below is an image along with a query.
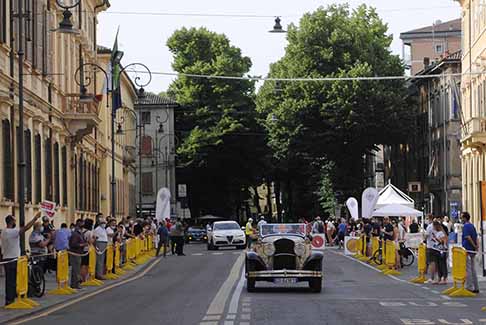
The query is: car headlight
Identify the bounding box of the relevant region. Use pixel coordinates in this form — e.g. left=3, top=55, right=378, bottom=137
left=294, top=243, right=306, bottom=256
left=236, top=233, right=245, bottom=238
left=263, top=242, right=275, bottom=256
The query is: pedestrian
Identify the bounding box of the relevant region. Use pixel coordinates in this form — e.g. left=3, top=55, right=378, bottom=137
left=363, top=218, right=372, bottom=256
left=81, top=219, right=94, bottom=281
left=409, top=218, right=419, bottom=233
left=69, top=219, right=88, bottom=289
left=312, top=217, right=325, bottom=234
left=337, top=219, right=347, bottom=249
left=425, top=215, right=437, bottom=283
left=169, top=220, right=178, bottom=255
left=93, top=217, right=108, bottom=280
left=461, top=212, right=479, bottom=293
left=29, top=221, right=51, bottom=273
left=156, top=220, right=169, bottom=257
left=443, top=216, right=453, bottom=233
left=432, top=221, right=448, bottom=285
left=54, top=223, right=71, bottom=251
left=245, top=218, right=254, bottom=249
left=257, top=216, right=267, bottom=230
left=174, top=219, right=185, bottom=256
left=326, top=220, right=335, bottom=246
left=1, top=211, right=41, bottom=306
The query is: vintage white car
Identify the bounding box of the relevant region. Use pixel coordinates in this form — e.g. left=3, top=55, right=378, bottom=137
left=245, top=224, right=323, bottom=292
left=207, top=221, right=246, bottom=250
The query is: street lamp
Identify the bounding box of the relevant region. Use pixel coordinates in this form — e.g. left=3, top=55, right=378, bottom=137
left=54, top=0, right=81, bottom=34
left=269, top=17, right=286, bottom=33
left=74, top=63, right=109, bottom=105
left=154, top=113, right=170, bottom=193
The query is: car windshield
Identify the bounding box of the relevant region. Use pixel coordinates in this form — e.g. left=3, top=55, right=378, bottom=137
left=213, top=223, right=240, bottom=231
left=260, top=224, right=306, bottom=238
left=188, top=227, right=204, bottom=232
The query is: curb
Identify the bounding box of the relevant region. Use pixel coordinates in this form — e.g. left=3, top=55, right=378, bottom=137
left=2, top=256, right=161, bottom=325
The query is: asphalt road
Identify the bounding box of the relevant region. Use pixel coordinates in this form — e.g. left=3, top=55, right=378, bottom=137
left=11, top=245, right=486, bottom=325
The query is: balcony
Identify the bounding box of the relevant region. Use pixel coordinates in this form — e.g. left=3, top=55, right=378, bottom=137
left=461, top=117, right=486, bottom=148
left=62, top=94, right=101, bottom=143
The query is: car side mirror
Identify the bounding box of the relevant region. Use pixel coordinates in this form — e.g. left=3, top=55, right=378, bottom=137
left=241, top=226, right=245, bottom=231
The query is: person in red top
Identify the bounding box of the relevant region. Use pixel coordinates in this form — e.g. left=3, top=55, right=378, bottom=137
left=165, top=218, right=172, bottom=231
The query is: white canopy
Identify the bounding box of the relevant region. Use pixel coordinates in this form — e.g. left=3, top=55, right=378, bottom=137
left=372, top=204, right=423, bottom=217
left=375, top=182, right=414, bottom=209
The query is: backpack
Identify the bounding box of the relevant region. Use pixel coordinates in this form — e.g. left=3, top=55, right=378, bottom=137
left=317, top=221, right=324, bottom=233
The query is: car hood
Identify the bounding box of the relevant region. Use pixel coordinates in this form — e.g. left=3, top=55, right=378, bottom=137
left=213, top=230, right=244, bottom=236
left=261, top=235, right=305, bottom=244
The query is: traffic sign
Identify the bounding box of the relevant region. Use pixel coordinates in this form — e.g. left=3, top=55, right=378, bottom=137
left=311, top=234, right=326, bottom=250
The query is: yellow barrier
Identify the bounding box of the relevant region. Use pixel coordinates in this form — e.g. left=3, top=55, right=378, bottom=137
left=358, top=235, right=369, bottom=261
left=114, top=243, right=126, bottom=275
left=382, top=240, right=400, bottom=276
left=5, top=256, right=39, bottom=309
left=410, top=244, right=426, bottom=283
left=135, top=237, right=149, bottom=264
left=369, top=237, right=379, bottom=264
left=83, top=246, right=103, bottom=286
left=105, top=244, right=119, bottom=280
left=123, top=239, right=136, bottom=270
left=354, top=235, right=363, bottom=259
left=49, top=251, right=76, bottom=295
left=442, top=247, right=476, bottom=297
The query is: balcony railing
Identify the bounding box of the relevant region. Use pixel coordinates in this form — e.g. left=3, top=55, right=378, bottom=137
left=461, top=117, right=486, bottom=147
left=62, top=94, right=101, bottom=143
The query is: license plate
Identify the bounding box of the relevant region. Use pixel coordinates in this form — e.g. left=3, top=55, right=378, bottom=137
left=274, top=278, right=297, bottom=284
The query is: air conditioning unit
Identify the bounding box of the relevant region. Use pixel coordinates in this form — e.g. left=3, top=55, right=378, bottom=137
left=408, top=182, right=422, bottom=193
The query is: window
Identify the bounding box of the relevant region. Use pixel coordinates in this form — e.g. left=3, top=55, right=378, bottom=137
left=35, top=134, right=41, bottom=203
left=141, top=111, right=151, bottom=125
left=141, top=135, right=153, bottom=156
left=79, top=155, right=84, bottom=210
left=141, top=172, right=153, bottom=194
left=45, top=137, right=52, bottom=200
left=54, top=143, right=59, bottom=204
left=435, top=44, right=443, bottom=54
left=62, top=146, right=67, bottom=206
left=74, top=154, right=78, bottom=209
left=2, top=120, right=13, bottom=200
left=25, top=130, right=32, bottom=203
left=0, top=0, right=6, bottom=43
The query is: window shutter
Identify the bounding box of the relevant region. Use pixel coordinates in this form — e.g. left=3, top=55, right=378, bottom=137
left=34, top=134, right=41, bottom=203
left=54, top=142, right=59, bottom=204
left=25, top=130, right=32, bottom=203
left=61, top=146, right=67, bottom=206
left=45, top=136, right=52, bottom=200
left=3, top=120, right=13, bottom=200
left=141, top=135, right=153, bottom=156
left=141, top=172, right=153, bottom=194
left=0, top=0, right=6, bottom=43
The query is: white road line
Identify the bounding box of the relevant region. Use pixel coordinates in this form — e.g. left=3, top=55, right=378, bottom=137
left=226, top=314, right=236, bottom=320
left=205, top=254, right=245, bottom=316
left=228, top=268, right=246, bottom=314
left=192, top=253, right=204, bottom=256
left=203, top=315, right=221, bottom=321
left=200, top=322, right=218, bottom=325
left=431, top=290, right=440, bottom=294
left=422, top=286, right=431, bottom=290
left=241, top=314, right=251, bottom=320
left=241, top=307, right=251, bottom=313
left=212, top=252, right=224, bottom=255
left=441, top=295, right=452, bottom=300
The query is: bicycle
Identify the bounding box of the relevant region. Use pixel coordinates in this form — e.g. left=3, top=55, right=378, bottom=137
left=370, top=237, right=383, bottom=265
left=398, top=242, right=415, bottom=267
left=28, top=255, right=46, bottom=298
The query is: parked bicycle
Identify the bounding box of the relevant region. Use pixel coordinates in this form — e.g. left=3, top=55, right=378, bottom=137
left=370, top=239, right=415, bottom=267
left=28, top=255, right=46, bottom=298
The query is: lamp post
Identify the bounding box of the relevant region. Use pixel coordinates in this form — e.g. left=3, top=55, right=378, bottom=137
left=115, top=108, right=143, bottom=219
left=54, top=0, right=82, bottom=34
left=154, top=113, right=169, bottom=193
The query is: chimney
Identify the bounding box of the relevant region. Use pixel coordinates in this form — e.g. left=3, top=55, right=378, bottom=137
left=423, top=57, right=430, bottom=67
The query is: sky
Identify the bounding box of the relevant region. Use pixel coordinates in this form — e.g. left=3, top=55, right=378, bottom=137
left=97, top=0, right=461, bottom=93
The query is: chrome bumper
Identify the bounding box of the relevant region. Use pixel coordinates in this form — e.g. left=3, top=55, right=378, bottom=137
left=247, top=269, right=322, bottom=278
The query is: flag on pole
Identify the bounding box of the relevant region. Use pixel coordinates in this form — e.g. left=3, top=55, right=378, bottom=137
left=111, top=27, right=122, bottom=111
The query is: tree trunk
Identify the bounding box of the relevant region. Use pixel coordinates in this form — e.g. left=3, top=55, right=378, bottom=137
left=252, top=186, right=262, bottom=214
left=275, top=180, right=282, bottom=223
left=266, top=179, right=273, bottom=221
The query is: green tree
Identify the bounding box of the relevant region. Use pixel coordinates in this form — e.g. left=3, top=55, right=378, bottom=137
left=257, top=4, right=414, bottom=217
left=167, top=27, right=266, bottom=218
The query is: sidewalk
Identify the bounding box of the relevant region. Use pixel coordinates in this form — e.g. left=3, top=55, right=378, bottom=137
left=0, top=255, right=159, bottom=324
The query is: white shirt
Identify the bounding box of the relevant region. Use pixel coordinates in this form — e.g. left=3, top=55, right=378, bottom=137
left=1, top=228, right=20, bottom=259
left=398, top=223, right=406, bottom=240
left=106, top=227, right=114, bottom=244
left=93, top=226, right=108, bottom=243
left=426, top=224, right=435, bottom=248
left=257, top=220, right=267, bottom=229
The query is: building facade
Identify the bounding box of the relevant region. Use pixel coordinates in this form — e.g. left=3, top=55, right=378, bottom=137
left=135, top=92, right=178, bottom=217
left=456, top=0, right=486, bottom=228
left=0, top=0, right=137, bottom=229
left=401, top=18, right=461, bottom=75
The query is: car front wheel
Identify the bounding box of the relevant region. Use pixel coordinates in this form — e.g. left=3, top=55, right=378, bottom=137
left=247, top=278, right=255, bottom=292
left=309, top=278, right=322, bottom=293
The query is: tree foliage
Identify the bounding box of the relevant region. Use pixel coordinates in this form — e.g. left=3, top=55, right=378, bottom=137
left=257, top=4, right=414, bottom=217
left=167, top=27, right=266, bottom=218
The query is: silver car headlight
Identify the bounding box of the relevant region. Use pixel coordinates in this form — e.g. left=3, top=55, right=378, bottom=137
left=263, top=242, right=275, bottom=256
left=294, top=243, right=306, bottom=256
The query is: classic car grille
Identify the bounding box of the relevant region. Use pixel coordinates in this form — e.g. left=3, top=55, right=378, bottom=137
left=273, top=238, right=296, bottom=270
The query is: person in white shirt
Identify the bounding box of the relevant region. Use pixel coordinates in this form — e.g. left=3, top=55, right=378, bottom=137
left=257, top=216, right=267, bottom=230
left=93, top=218, right=108, bottom=280
left=1, top=211, right=41, bottom=306
left=425, top=215, right=437, bottom=283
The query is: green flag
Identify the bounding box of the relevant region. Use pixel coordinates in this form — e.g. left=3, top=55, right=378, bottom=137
left=111, top=28, right=122, bottom=110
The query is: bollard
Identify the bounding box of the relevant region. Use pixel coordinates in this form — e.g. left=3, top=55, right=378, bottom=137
left=5, top=256, right=39, bottom=309
left=442, top=247, right=476, bottom=297
left=123, top=239, right=136, bottom=269
left=135, top=237, right=147, bottom=264
left=354, top=234, right=363, bottom=259
left=382, top=240, right=400, bottom=276
left=410, top=244, right=426, bottom=283
left=369, top=236, right=379, bottom=264
left=49, top=251, right=77, bottom=295
left=82, top=246, right=103, bottom=286
left=104, top=244, right=119, bottom=280
left=114, top=243, right=126, bottom=275
left=358, top=235, right=369, bottom=261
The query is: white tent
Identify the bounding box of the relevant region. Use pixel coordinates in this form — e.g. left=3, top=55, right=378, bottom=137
left=372, top=204, right=423, bottom=217
left=375, top=182, right=414, bottom=209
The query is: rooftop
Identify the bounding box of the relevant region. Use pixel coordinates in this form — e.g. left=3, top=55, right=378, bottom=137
left=135, top=90, right=179, bottom=108
left=400, top=18, right=461, bottom=40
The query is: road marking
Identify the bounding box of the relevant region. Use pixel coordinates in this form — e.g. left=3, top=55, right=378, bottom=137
left=328, top=250, right=380, bottom=273
left=199, top=322, right=218, bottom=325
left=241, top=314, right=251, bottom=320
left=241, top=307, right=251, bottom=313
left=205, top=254, right=245, bottom=316
left=228, top=268, right=246, bottom=314
left=226, top=314, right=236, bottom=320
left=431, top=290, right=440, bottom=294
left=242, top=297, right=252, bottom=302
left=203, top=315, right=221, bottom=321
left=192, top=253, right=204, bottom=256
left=10, top=257, right=162, bottom=325
left=223, top=322, right=234, bottom=325
left=240, top=322, right=250, bottom=325
left=212, top=252, right=224, bottom=255
left=441, top=295, right=452, bottom=300
left=422, top=286, right=431, bottom=290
